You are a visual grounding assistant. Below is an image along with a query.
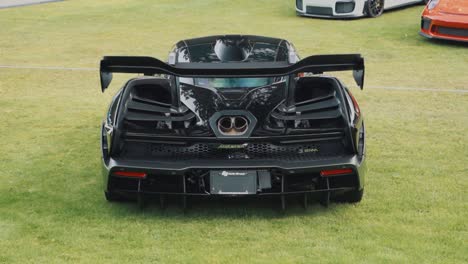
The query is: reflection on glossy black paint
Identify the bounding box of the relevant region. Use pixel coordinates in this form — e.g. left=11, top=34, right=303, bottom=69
left=175, top=35, right=290, bottom=63
left=179, top=82, right=287, bottom=131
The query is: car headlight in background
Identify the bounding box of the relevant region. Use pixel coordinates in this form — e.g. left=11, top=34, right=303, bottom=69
left=427, top=0, right=439, bottom=10
left=296, top=0, right=303, bottom=11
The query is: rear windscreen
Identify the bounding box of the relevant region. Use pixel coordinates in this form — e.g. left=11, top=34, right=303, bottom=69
left=179, top=77, right=283, bottom=89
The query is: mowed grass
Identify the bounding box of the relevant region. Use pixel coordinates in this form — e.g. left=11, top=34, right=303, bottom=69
left=0, top=0, right=467, bottom=263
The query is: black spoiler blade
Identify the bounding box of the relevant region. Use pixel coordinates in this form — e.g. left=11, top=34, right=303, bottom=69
left=99, top=54, right=365, bottom=92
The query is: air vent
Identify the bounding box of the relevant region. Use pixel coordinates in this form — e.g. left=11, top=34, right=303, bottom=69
left=296, top=0, right=303, bottom=10
left=421, top=18, right=431, bottom=30
left=121, top=78, right=196, bottom=134
left=306, top=6, right=333, bottom=16
left=270, top=77, right=346, bottom=132
left=335, top=2, right=355, bottom=14
left=437, top=27, right=468, bottom=37
left=133, top=83, right=172, bottom=105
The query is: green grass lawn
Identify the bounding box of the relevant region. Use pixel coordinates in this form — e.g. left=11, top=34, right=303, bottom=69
left=0, top=1, right=467, bottom=263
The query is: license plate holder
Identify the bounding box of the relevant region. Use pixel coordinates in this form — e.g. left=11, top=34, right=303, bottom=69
left=210, top=170, right=257, bottom=195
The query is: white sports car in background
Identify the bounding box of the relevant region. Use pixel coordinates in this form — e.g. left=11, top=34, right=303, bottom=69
left=296, top=0, right=428, bottom=18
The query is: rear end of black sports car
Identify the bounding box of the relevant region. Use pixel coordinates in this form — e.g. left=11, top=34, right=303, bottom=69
left=99, top=35, right=367, bottom=209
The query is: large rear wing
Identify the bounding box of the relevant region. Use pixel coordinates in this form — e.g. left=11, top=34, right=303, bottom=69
left=99, top=54, right=365, bottom=92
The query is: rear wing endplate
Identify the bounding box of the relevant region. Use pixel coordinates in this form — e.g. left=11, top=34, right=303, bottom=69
left=99, top=54, right=365, bottom=92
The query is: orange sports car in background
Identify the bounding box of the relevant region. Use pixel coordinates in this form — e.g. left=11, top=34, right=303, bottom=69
left=420, top=0, right=468, bottom=42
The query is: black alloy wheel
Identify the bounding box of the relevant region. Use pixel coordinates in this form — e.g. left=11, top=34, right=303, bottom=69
left=367, top=0, right=385, bottom=17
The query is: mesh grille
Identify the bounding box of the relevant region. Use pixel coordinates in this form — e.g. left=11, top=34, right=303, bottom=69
left=306, top=6, right=333, bottom=16
left=335, top=2, right=355, bottom=13
left=437, top=27, right=468, bottom=37
left=141, top=141, right=345, bottom=161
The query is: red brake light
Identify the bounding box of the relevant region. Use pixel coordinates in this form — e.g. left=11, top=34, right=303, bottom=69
left=320, top=168, right=353, bottom=177
left=113, top=171, right=147, bottom=178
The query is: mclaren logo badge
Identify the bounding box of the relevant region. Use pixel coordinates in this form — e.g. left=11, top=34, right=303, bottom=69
left=217, top=143, right=248, bottom=149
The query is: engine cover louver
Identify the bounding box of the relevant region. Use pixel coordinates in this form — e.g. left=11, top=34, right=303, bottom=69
left=272, top=94, right=344, bottom=130
left=125, top=99, right=195, bottom=128
left=121, top=79, right=197, bottom=135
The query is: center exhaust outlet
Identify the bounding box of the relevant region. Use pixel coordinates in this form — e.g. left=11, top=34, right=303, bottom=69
left=217, top=116, right=249, bottom=135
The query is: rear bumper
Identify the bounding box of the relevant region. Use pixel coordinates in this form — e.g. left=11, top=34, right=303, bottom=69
left=102, top=154, right=367, bottom=197
left=420, top=14, right=468, bottom=43
left=296, top=0, right=366, bottom=18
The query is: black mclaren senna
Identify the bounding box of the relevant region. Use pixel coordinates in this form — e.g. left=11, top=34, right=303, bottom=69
left=99, top=35, right=367, bottom=209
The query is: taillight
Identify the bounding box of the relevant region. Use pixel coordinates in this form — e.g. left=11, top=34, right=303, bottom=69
left=348, top=91, right=361, bottom=118
left=113, top=171, right=147, bottom=178
left=320, top=168, right=353, bottom=177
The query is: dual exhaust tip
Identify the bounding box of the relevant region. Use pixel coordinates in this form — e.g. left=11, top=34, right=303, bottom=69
left=217, top=116, right=249, bottom=135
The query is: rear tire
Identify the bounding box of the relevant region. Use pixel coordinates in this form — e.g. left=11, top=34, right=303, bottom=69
left=366, top=0, right=385, bottom=18
left=336, top=189, right=364, bottom=203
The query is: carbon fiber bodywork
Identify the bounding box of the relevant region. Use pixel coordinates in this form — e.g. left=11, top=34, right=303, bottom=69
left=99, top=35, right=367, bottom=208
